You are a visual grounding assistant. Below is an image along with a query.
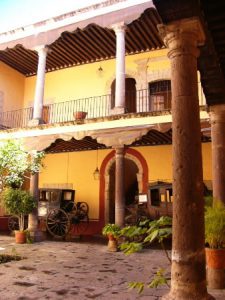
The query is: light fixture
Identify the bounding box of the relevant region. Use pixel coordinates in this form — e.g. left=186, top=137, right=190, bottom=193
left=97, top=65, right=104, bottom=77
left=93, top=148, right=100, bottom=180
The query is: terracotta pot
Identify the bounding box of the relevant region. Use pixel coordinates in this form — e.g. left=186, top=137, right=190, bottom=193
left=205, top=248, right=225, bottom=289
left=108, top=234, right=116, bottom=241
left=73, top=111, right=87, bottom=120
left=205, top=248, right=225, bottom=269
left=15, top=231, right=26, bottom=244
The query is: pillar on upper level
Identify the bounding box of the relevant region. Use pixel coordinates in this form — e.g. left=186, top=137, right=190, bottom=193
left=158, top=18, right=214, bottom=300
left=115, top=146, right=125, bottom=227
left=29, top=45, right=49, bottom=126
left=111, top=23, right=126, bottom=115
left=210, top=104, right=225, bottom=205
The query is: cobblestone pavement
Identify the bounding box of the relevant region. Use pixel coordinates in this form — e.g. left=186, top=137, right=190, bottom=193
left=0, top=235, right=224, bottom=300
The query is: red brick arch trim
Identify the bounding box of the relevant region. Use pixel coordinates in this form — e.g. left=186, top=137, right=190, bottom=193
left=99, top=148, right=148, bottom=225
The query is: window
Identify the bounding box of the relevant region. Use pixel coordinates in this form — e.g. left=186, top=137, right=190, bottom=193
left=149, top=80, right=171, bottom=111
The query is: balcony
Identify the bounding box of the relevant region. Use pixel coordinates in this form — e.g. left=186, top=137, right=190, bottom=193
left=0, top=87, right=204, bottom=131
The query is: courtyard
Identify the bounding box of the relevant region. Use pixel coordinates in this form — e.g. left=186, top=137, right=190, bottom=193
left=0, top=235, right=223, bottom=300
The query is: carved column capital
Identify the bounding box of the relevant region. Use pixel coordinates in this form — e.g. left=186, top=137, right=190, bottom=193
left=158, top=18, right=205, bottom=59
left=34, top=45, right=50, bottom=57
left=112, top=22, right=127, bottom=34
left=115, top=146, right=124, bottom=155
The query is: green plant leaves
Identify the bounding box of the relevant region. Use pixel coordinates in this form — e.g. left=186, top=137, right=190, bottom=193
left=119, top=241, right=143, bottom=255
left=205, top=203, right=225, bottom=249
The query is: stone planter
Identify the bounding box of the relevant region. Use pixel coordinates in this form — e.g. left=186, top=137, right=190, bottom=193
left=73, top=111, right=87, bottom=120
left=205, top=248, right=225, bottom=289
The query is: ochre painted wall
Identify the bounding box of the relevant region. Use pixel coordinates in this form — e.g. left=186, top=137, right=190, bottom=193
left=39, top=149, right=111, bottom=219
left=0, top=62, right=25, bottom=111
left=39, top=144, right=212, bottom=219
left=23, top=49, right=170, bottom=107
left=23, top=48, right=205, bottom=108
left=134, top=143, right=211, bottom=182
left=0, top=48, right=205, bottom=111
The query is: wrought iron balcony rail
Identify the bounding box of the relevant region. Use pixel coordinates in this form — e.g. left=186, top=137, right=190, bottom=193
left=0, top=89, right=173, bottom=130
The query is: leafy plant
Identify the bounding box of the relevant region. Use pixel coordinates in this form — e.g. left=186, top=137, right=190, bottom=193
left=128, top=269, right=170, bottom=294
left=119, top=241, right=143, bottom=255
left=1, top=188, right=36, bottom=231
left=143, top=216, right=172, bottom=263
left=102, top=223, right=121, bottom=238
left=205, top=203, right=225, bottom=249
left=119, top=216, right=172, bottom=293
left=119, top=216, right=172, bottom=262
left=0, top=140, right=44, bottom=189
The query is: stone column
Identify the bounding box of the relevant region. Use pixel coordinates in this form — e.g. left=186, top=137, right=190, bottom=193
left=28, top=173, right=43, bottom=242
left=30, top=45, right=49, bottom=125
left=112, top=23, right=126, bottom=114
left=210, top=105, right=225, bottom=204
left=158, top=19, right=213, bottom=300
left=115, top=147, right=125, bottom=227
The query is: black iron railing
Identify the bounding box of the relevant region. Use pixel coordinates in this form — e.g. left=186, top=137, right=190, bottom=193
left=0, top=89, right=173, bottom=130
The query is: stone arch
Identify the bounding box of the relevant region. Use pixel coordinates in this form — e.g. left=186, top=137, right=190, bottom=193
left=99, top=148, right=148, bottom=224
left=147, top=69, right=171, bottom=86
left=105, top=69, right=137, bottom=94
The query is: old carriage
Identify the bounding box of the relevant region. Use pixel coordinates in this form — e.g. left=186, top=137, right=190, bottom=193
left=38, top=188, right=89, bottom=238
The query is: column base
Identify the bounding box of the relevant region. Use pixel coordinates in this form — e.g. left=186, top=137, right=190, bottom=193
left=28, top=229, right=45, bottom=243
left=162, top=290, right=215, bottom=300
left=207, top=267, right=225, bottom=289
left=110, top=107, right=125, bottom=115
left=28, top=118, right=45, bottom=127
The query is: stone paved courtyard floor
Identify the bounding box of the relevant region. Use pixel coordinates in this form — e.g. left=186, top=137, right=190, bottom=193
left=0, top=235, right=224, bottom=300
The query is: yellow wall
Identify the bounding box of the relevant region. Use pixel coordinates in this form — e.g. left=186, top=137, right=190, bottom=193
left=0, top=47, right=205, bottom=111
left=135, top=145, right=173, bottom=182
left=23, top=49, right=169, bottom=107
left=0, top=62, right=25, bottom=111
left=23, top=47, right=205, bottom=108
left=202, top=143, right=212, bottom=180
left=39, top=149, right=110, bottom=219
left=39, top=144, right=212, bottom=219
left=134, top=143, right=212, bottom=182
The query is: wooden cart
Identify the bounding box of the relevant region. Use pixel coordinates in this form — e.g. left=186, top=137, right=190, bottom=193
left=38, top=188, right=89, bottom=238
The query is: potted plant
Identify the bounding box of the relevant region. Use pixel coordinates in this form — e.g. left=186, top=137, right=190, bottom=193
left=205, top=203, right=225, bottom=289
left=1, top=188, right=36, bottom=244
left=73, top=111, right=87, bottom=120
left=102, top=223, right=121, bottom=252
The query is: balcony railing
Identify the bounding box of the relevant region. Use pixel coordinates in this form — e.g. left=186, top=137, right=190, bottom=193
left=0, top=89, right=173, bottom=130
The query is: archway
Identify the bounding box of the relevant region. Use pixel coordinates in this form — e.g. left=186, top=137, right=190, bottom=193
left=99, top=148, right=148, bottom=225
left=108, top=158, right=138, bottom=223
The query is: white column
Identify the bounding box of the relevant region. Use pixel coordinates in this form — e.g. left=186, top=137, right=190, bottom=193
left=112, top=23, right=126, bottom=114
left=32, top=45, right=48, bottom=123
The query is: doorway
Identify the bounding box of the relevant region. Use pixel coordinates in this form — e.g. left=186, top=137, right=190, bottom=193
left=111, top=78, right=136, bottom=113
left=108, top=158, right=138, bottom=223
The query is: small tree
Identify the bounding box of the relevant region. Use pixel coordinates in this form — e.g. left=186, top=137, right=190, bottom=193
left=0, top=140, right=44, bottom=189
left=1, top=188, right=36, bottom=231
left=0, top=140, right=44, bottom=232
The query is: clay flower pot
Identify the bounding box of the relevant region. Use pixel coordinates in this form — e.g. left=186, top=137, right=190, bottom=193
left=107, top=234, right=118, bottom=252
left=15, top=231, right=26, bottom=244
left=73, top=111, right=87, bottom=120
left=205, top=248, right=225, bottom=289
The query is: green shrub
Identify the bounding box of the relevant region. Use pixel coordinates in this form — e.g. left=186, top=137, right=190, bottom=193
left=102, top=223, right=121, bottom=237
left=1, top=188, right=36, bottom=231
left=205, top=203, right=225, bottom=249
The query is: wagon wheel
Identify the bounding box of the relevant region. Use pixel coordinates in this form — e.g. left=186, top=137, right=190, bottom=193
left=46, top=208, right=70, bottom=238
left=70, top=214, right=89, bottom=236
left=8, top=216, right=19, bottom=231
